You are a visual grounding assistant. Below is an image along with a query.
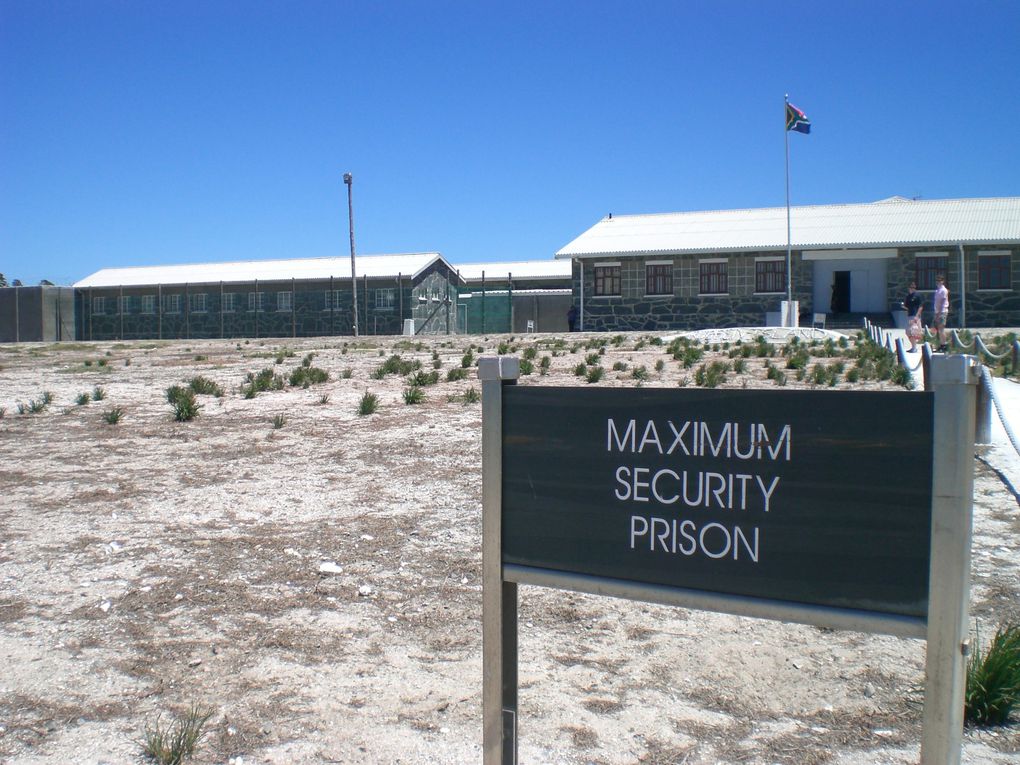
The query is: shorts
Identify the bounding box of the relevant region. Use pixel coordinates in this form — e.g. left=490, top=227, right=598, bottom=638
left=933, top=312, right=948, bottom=329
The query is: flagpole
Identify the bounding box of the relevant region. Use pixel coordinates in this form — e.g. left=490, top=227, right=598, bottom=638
left=784, top=93, right=793, bottom=312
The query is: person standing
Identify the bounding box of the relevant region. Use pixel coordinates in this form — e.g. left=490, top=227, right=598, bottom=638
left=933, top=274, right=949, bottom=352
left=902, top=281, right=924, bottom=352
left=567, top=304, right=578, bottom=332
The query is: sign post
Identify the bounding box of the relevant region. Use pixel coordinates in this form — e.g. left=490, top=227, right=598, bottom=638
left=481, top=356, right=519, bottom=765
left=482, top=354, right=978, bottom=764
left=921, top=354, right=978, bottom=765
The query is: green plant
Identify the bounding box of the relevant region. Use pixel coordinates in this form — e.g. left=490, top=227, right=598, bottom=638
left=966, top=622, right=1020, bottom=726
left=188, top=376, right=223, bottom=397
left=612, top=361, right=628, bottom=372
left=318, top=393, right=330, bottom=405
left=631, top=365, right=649, bottom=381
left=407, top=370, right=440, bottom=387
left=461, top=349, right=475, bottom=368
left=289, top=366, right=329, bottom=387
left=654, top=359, right=665, bottom=373
left=539, top=356, right=551, bottom=375
left=92, top=386, right=106, bottom=401
left=733, top=358, right=747, bottom=374
left=695, top=361, right=730, bottom=388
left=167, top=386, right=200, bottom=422
left=141, top=705, right=213, bottom=765
left=462, top=386, right=480, bottom=404
left=586, top=365, right=604, bottom=384
left=358, top=391, right=379, bottom=416
left=403, top=386, right=426, bottom=404
left=341, top=368, right=353, bottom=379
left=497, top=341, right=510, bottom=355
left=446, top=367, right=469, bottom=382
left=272, top=414, right=286, bottom=429
left=573, top=362, right=586, bottom=376
left=102, top=407, right=124, bottom=425
left=98, top=358, right=108, bottom=367
left=519, top=359, right=534, bottom=375
left=84, top=359, right=93, bottom=367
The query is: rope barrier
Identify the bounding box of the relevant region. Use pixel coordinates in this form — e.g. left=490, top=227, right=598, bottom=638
left=951, top=329, right=975, bottom=350
left=973, top=335, right=1013, bottom=361
left=982, top=366, right=1020, bottom=458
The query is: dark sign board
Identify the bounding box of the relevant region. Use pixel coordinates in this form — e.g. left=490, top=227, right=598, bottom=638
left=502, top=387, right=934, bottom=619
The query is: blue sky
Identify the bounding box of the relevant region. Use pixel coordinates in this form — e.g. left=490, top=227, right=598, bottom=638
left=2, top=1, right=1019, bottom=286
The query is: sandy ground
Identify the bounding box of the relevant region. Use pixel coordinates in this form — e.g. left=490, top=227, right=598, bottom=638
left=0, top=330, right=1018, bottom=765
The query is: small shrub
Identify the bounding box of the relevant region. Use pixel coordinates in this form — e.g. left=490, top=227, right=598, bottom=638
left=358, top=391, right=379, bottom=416
left=407, top=370, right=440, bottom=387
left=585, top=352, right=601, bottom=366
left=102, top=407, right=124, bottom=425
left=965, top=622, right=1020, bottom=726
left=539, top=356, right=551, bottom=375
left=75, top=392, right=90, bottom=406
left=272, top=414, right=286, bottom=429
left=141, top=705, right=213, bottom=765
left=497, top=341, right=510, bottom=355
left=733, top=358, right=747, bottom=374
left=41, top=391, right=54, bottom=405
left=612, top=361, right=628, bottom=372
left=573, top=362, right=587, bottom=377
left=98, top=358, right=108, bottom=367
left=189, top=376, right=223, bottom=397
left=341, top=368, right=353, bottom=379
left=403, top=386, right=426, bottom=405
left=631, top=365, right=649, bottom=381
left=446, top=367, right=469, bottom=382
left=84, top=359, right=93, bottom=367
left=92, top=386, right=106, bottom=401
left=167, top=386, right=200, bottom=422
left=519, top=359, right=534, bottom=375
left=586, top=366, right=604, bottom=384
left=462, top=386, right=480, bottom=404
left=522, top=346, right=538, bottom=361
left=461, top=349, right=475, bottom=368
left=654, top=359, right=665, bottom=373
left=318, top=393, right=330, bottom=405
left=289, top=366, right=329, bottom=387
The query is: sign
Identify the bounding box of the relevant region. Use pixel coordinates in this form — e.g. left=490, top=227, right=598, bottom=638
left=502, top=387, right=934, bottom=619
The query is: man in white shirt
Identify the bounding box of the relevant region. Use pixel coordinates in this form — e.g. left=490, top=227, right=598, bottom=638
left=933, top=274, right=949, bottom=352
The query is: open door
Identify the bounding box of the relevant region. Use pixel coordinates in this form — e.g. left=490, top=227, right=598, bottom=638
left=831, top=271, right=851, bottom=313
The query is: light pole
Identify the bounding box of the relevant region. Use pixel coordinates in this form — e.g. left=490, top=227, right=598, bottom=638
left=343, top=172, right=359, bottom=337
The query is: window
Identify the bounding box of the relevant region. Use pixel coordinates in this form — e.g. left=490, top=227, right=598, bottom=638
left=323, top=290, right=343, bottom=310
left=699, top=261, right=728, bottom=295
left=277, top=291, right=292, bottom=312
left=978, top=252, right=1011, bottom=290
left=118, top=295, right=131, bottom=315
left=222, top=293, right=236, bottom=313
left=141, top=295, right=156, bottom=315
left=163, top=294, right=180, bottom=314
left=189, top=293, right=207, bottom=313
left=92, top=296, right=106, bottom=314
left=376, top=288, right=396, bottom=310
left=915, top=255, right=947, bottom=290
left=645, top=263, right=672, bottom=296
left=593, top=264, right=621, bottom=296
left=755, top=259, right=786, bottom=294
left=248, top=292, right=265, bottom=312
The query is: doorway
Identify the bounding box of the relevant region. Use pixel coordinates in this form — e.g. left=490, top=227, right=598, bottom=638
left=831, top=271, right=851, bottom=313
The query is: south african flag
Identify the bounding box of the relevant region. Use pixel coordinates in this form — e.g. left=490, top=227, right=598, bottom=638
left=786, top=102, right=811, bottom=134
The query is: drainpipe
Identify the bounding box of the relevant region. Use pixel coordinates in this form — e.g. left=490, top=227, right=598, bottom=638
left=957, top=244, right=966, bottom=329
left=579, top=260, right=585, bottom=332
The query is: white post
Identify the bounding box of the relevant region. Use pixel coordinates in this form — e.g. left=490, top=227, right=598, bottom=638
left=920, top=354, right=978, bottom=765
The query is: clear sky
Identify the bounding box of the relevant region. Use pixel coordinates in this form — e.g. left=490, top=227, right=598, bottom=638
left=2, top=0, right=1019, bottom=287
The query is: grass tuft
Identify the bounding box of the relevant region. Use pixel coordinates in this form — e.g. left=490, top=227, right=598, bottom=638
left=966, top=622, right=1020, bottom=726
left=102, top=407, right=124, bottom=425
left=358, top=391, right=379, bottom=416
left=141, top=705, right=213, bottom=765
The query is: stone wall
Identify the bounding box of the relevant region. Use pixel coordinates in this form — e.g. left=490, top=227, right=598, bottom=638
left=572, top=252, right=812, bottom=332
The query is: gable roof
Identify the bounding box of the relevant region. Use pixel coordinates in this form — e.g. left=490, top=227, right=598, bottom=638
left=555, top=197, right=1020, bottom=258
left=74, top=252, right=455, bottom=288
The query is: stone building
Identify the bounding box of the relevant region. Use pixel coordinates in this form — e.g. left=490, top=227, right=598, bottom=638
left=72, top=253, right=464, bottom=341
left=555, top=197, right=1020, bottom=331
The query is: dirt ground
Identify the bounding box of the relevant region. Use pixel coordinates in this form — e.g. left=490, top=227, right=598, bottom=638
left=1, top=330, right=1018, bottom=765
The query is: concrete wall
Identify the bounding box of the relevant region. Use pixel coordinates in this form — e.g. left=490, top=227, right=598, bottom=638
left=0, top=286, right=75, bottom=343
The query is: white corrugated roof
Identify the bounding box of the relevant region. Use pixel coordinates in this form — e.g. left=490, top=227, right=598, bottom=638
left=452, top=260, right=572, bottom=281
left=74, top=252, right=453, bottom=288
left=555, top=197, right=1020, bottom=258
